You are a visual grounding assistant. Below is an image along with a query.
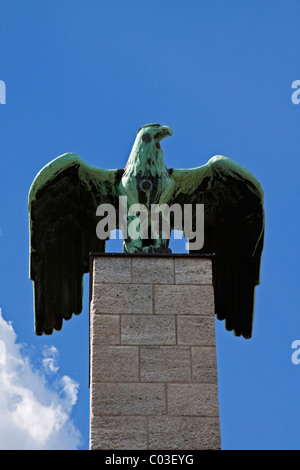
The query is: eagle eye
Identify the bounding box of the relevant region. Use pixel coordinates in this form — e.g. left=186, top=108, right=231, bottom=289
left=142, top=133, right=152, bottom=143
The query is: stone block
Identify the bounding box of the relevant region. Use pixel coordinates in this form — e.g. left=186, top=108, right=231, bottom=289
left=91, top=314, right=120, bottom=345
left=154, top=285, right=214, bottom=315
left=191, top=346, right=218, bottom=383
left=93, top=257, right=131, bottom=284
left=121, top=315, right=176, bottom=345
left=167, top=383, right=219, bottom=417
left=132, top=257, right=174, bottom=284
left=177, top=315, right=216, bottom=346
left=91, top=346, right=139, bottom=382
left=90, top=416, right=147, bottom=450
left=175, top=258, right=212, bottom=285
left=147, top=416, right=221, bottom=450
left=92, top=283, right=153, bottom=314
left=140, top=346, right=191, bottom=382
left=91, top=383, right=166, bottom=416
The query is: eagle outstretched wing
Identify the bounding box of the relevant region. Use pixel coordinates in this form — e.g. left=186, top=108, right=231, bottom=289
left=169, top=155, right=264, bottom=339
left=29, top=153, right=120, bottom=335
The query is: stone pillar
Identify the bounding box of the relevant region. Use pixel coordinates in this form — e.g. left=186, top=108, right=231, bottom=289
left=89, top=254, right=221, bottom=450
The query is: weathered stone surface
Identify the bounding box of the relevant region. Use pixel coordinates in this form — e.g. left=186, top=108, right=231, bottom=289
left=91, top=346, right=139, bottom=382
left=93, top=257, right=131, bottom=284
left=121, top=315, right=176, bottom=345
left=140, top=346, right=191, bottom=382
left=90, top=254, right=220, bottom=450
left=91, top=383, right=166, bottom=415
left=90, top=416, right=147, bottom=450
left=92, top=283, right=153, bottom=314
left=191, top=346, right=218, bottom=383
left=147, top=416, right=221, bottom=450
left=177, top=315, right=216, bottom=346
left=154, top=285, right=214, bottom=315
left=175, top=258, right=212, bottom=285
left=91, top=314, right=120, bottom=345
left=132, top=257, right=174, bottom=284
left=167, top=383, right=219, bottom=417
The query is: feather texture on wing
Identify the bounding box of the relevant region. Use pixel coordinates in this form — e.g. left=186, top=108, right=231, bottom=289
left=29, top=153, right=120, bottom=335
left=169, top=155, right=264, bottom=338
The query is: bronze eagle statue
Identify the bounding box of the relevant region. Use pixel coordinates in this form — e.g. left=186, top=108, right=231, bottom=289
left=28, top=124, right=264, bottom=339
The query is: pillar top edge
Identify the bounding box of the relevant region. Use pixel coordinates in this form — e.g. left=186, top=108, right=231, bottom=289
left=89, top=252, right=215, bottom=259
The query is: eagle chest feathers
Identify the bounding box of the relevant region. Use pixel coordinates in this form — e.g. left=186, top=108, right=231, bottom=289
left=117, top=133, right=177, bottom=209
left=118, top=164, right=176, bottom=209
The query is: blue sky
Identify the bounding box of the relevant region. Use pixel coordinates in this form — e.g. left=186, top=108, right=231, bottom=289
left=0, top=0, right=299, bottom=450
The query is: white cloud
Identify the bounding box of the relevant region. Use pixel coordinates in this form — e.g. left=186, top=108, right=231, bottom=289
left=60, top=375, right=79, bottom=407
left=0, top=310, right=82, bottom=450
left=42, top=345, right=59, bottom=374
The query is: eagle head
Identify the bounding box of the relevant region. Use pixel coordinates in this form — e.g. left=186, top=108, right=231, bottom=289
left=137, top=123, right=173, bottom=144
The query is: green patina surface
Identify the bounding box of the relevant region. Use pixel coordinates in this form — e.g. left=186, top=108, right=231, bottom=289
left=117, top=124, right=177, bottom=253
left=28, top=123, right=265, bottom=339
left=29, top=152, right=119, bottom=206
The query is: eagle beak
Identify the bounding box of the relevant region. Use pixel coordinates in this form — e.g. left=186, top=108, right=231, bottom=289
left=154, top=126, right=173, bottom=141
